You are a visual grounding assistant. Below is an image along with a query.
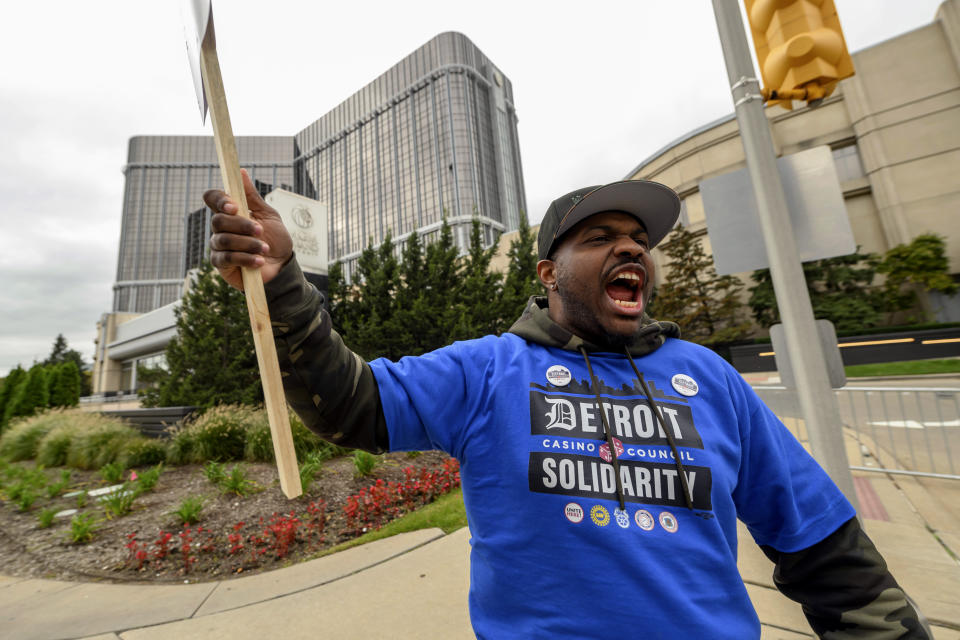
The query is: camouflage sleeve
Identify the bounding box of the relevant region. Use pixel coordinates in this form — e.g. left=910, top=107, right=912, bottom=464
left=264, top=256, right=389, bottom=453
left=760, top=517, right=931, bottom=639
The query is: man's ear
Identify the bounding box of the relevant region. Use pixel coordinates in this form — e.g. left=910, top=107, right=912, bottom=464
left=537, top=259, right=557, bottom=290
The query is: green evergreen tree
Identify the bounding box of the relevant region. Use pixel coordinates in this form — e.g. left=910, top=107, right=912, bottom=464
left=49, top=361, right=81, bottom=408
left=0, top=365, right=27, bottom=431
left=346, top=232, right=408, bottom=360
left=452, top=218, right=502, bottom=340
left=748, top=248, right=885, bottom=332
left=139, top=262, right=262, bottom=409
left=420, top=218, right=462, bottom=351
left=499, top=213, right=541, bottom=331
left=7, top=363, right=50, bottom=423
left=649, top=225, right=751, bottom=346
left=326, top=260, right=353, bottom=337
left=876, top=233, right=958, bottom=322
left=392, top=229, right=433, bottom=356
left=44, top=364, right=62, bottom=407
left=43, top=334, right=90, bottom=395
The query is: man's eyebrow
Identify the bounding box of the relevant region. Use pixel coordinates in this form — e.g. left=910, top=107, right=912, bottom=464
left=579, top=224, right=648, bottom=235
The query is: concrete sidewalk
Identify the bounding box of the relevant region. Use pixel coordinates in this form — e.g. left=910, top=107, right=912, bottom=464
left=3, top=461, right=960, bottom=639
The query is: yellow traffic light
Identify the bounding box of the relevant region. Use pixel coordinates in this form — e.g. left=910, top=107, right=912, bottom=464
left=745, top=0, right=855, bottom=109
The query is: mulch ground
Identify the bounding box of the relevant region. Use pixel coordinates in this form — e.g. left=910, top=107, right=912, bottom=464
left=0, top=450, right=453, bottom=584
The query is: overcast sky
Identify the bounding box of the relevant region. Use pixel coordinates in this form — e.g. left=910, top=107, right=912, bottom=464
left=0, top=0, right=947, bottom=376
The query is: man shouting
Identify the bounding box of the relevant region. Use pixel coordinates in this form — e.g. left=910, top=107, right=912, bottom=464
left=206, top=174, right=927, bottom=639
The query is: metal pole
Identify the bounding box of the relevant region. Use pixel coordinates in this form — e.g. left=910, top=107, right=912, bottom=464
left=711, top=0, right=859, bottom=511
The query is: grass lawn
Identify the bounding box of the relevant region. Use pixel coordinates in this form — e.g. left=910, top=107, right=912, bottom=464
left=845, top=358, right=960, bottom=378
left=316, top=488, right=467, bottom=557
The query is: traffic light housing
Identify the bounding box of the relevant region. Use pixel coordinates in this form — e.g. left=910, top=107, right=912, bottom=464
left=745, top=0, right=855, bottom=109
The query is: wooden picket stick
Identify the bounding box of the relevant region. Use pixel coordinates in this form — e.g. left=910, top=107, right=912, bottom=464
left=198, top=32, right=302, bottom=499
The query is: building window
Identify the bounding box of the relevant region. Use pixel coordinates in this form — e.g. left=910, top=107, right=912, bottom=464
left=120, top=361, right=134, bottom=393
left=832, top=143, right=866, bottom=183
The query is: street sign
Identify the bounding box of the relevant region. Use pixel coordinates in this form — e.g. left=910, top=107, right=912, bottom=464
left=700, top=145, right=855, bottom=275
left=182, top=0, right=212, bottom=122
left=265, top=190, right=329, bottom=276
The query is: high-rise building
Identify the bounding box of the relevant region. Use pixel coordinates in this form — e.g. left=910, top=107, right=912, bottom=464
left=96, top=32, right=526, bottom=397
left=111, top=32, right=525, bottom=313
left=293, top=31, right=526, bottom=278
left=113, top=135, right=295, bottom=313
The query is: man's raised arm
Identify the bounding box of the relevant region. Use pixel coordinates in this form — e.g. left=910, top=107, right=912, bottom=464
left=204, top=172, right=389, bottom=453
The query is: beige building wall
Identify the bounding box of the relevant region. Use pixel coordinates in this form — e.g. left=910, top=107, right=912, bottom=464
left=490, top=224, right=541, bottom=274
left=91, top=312, right=139, bottom=395
left=626, top=0, right=960, bottom=295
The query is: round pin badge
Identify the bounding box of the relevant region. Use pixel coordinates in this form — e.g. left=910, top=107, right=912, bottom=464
left=546, top=365, right=572, bottom=387
left=599, top=437, right=625, bottom=463
left=658, top=511, right=679, bottom=533
left=564, top=502, right=585, bottom=524
left=634, top=509, right=655, bottom=531
left=614, top=508, right=630, bottom=529
left=671, top=373, right=699, bottom=397
left=590, top=505, right=610, bottom=527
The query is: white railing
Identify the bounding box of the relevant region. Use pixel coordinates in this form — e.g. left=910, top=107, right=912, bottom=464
left=753, top=385, right=960, bottom=480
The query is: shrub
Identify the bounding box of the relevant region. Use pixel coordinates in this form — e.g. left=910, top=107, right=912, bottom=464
left=244, top=409, right=348, bottom=462
left=220, top=464, right=255, bottom=496
left=135, top=464, right=163, bottom=491
left=353, top=450, right=380, bottom=478
left=23, top=410, right=145, bottom=470
left=0, top=415, right=58, bottom=461
left=170, top=495, right=204, bottom=525
left=120, top=439, right=167, bottom=468
left=165, top=427, right=195, bottom=465
left=101, top=483, right=140, bottom=519
left=243, top=416, right=279, bottom=462
left=202, top=461, right=226, bottom=485
left=66, top=421, right=142, bottom=470
left=45, top=470, right=71, bottom=498
left=100, top=462, right=125, bottom=484
left=299, top=457, right=323, bottom=493
left=35, top=425, right=74, bottom=467
left=168, top=405, right=255, bottom=464
left=15, top=487, right=37, bottom=511
left=68, top=513, right=98, bottom=544
left=37, top=508, right=57, bottom=529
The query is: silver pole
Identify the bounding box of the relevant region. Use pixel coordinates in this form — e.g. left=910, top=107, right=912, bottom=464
left=711, top=0, right=859, bottom=511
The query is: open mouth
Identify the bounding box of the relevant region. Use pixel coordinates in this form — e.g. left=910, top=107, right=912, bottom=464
left=605, top=268, right=645, bottom=310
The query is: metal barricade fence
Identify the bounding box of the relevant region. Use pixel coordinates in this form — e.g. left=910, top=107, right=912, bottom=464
left=752, top=386, right=960, bottom=481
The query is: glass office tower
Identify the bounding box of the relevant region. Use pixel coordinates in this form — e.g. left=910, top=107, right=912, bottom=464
left=293, top=31, right=526, bottom=278
left=113, top=136, right=294, bottom=312
left=111, top=31, right=526, bottom=311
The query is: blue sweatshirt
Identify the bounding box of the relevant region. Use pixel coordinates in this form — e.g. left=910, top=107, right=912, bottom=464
left=371, top=332, right=855, bottom=639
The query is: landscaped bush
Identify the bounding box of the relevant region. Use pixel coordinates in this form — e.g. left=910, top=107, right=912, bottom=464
left=35, top=425, right=74, bottom=467
left=244, top=409, right=347, bottom=462
left=120, top=439, right=167, bottom=468
left=167, top=405, right=257, bottom=464
left=65, top=421, right=144, bottom=470
left=2, top=409, right=154, bottom=471
left=167, top=405, right=351, bottom=465
left=0, top=413, right=60, bottom=461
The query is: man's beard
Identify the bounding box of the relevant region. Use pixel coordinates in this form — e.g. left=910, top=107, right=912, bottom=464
left=555, top=276, right=635, bottom=351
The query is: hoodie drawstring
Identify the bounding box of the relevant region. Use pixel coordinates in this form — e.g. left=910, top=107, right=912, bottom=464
left=577, top=345, right=695, bottom=513
left=624, top=350, right=694, bottom=510
left=579, top=346, right=627, bottom=512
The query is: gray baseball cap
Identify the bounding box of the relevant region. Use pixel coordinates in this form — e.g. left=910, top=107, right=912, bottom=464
left=537, top=180, right=681, bottom=261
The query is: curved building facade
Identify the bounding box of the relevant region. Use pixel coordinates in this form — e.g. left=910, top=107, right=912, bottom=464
left=628, top=0, right=960, bottom=321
